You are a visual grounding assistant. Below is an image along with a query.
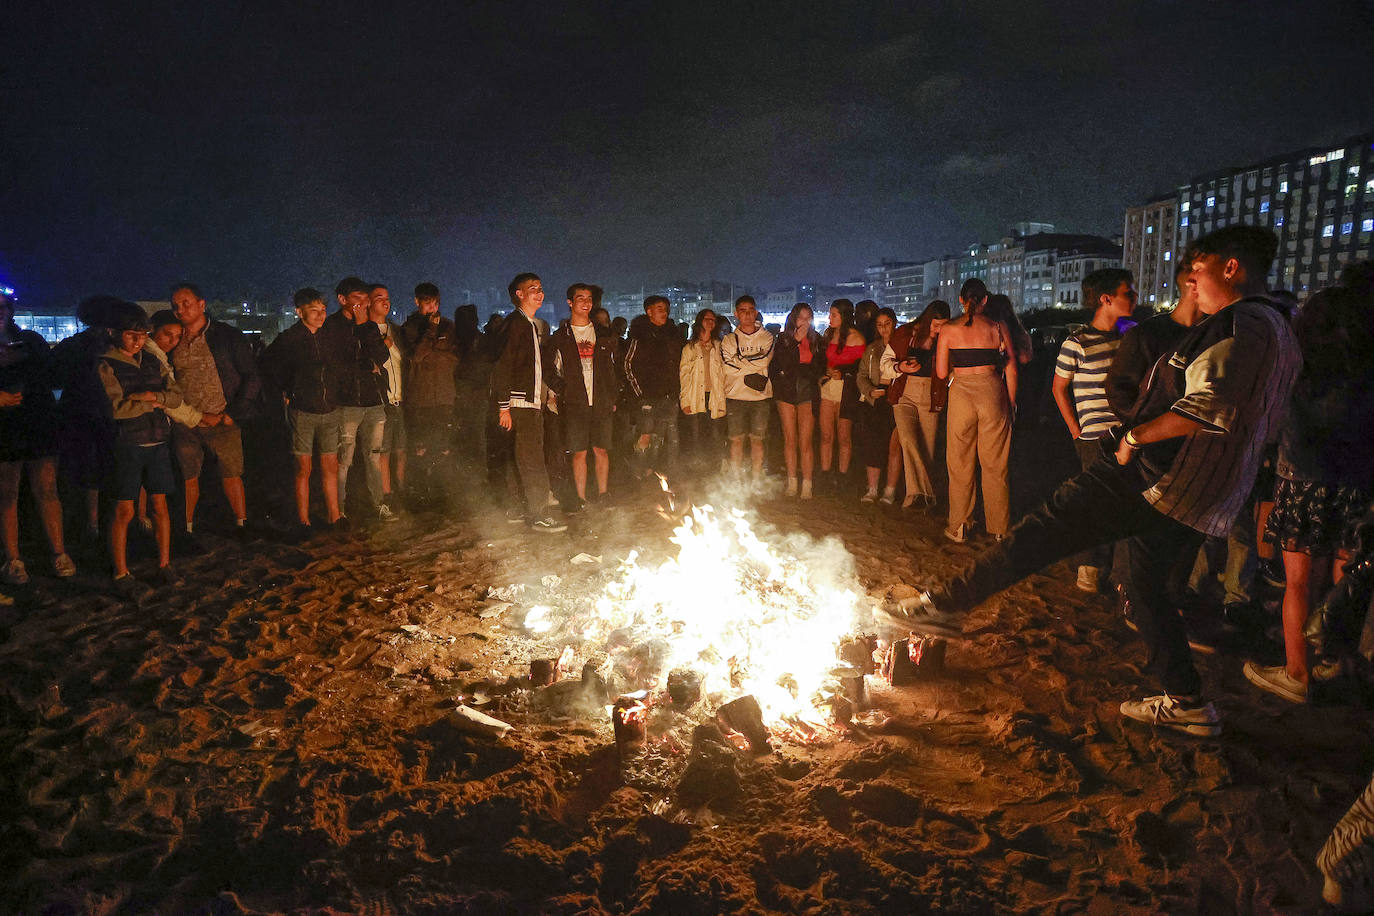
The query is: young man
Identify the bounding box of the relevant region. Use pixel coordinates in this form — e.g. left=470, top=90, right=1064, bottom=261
left=548, top=283, right=620, bottom=506
left=491, top=273, right=565, bottom=532
left=169, top=283, right=261, bottom=541
left=399, top=283, right=461, bottom=509
left=623, top=295, right=684, bottom=482
left=368, top=283, right=404, bottom=521
left=98, top=303, right=195, bottom=596
left=327, top=276, right=390, bottom=523
left=1052, top=267, right=1136, bottom=592
left=260, top=288, right=343, bottom=535
left=720, top=295, right=775, bottom=478
left=893, top=226, right=1301, bottom=738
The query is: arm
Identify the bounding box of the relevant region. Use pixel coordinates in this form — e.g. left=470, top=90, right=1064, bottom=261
left=935, top=328, right=951, bottom=380
left=622, top=337, right=644, bottom=399
left=1115, top=335, right=1241, bottom=464
left=225, top=328, right=262, bottom=422
left=679, top=347, right=695, bottom=413
left=998, top=321, right=1018, bottom=406
left=1051, top=340, right=1082, bottom=438
left=856, top=347, right=879, bottom=403
left=98, top=361, right=157, bottom=420
left=1105, top=329, right=1147, bottom=419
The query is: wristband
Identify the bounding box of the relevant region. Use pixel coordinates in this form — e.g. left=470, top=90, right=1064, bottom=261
left=1124, top=430, right=1142, bottom=449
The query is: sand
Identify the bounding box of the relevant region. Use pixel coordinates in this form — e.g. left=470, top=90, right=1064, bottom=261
left=2, top=473, right=1373, bottom=914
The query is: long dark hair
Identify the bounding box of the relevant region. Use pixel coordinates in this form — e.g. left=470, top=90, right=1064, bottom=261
left=1294, top=286, right=1374, bottom=392
left=983, top=293, right=1032, bottom=358
left=910, top=299, right=951, bottom=348
left=825, top=298, right=856, bottom=347
left=783, top=303, right=813, bottom=338
left=855, top=299, right=879, bottom=343
left=691, top=308, right=721, bottom=343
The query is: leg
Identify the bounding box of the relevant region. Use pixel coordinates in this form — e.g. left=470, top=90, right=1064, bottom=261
left=182, top=476, right=201, bottom=530
left=111, top=499, right=135, bottom=578
left=511, top=407, right=550, bottom=517
left=837, top=417, right=853, bottom=474
left=1279, top=549, right=1326, bottom=682
left=729, top=436, right=745, bottom=469
left=944, top=380, right=979, bottom=534
left=0, top=463, right=20, bottom=564
left=1124, top=517, right=1207, bottom=697
left=797, top=402, right=815, bottom=483
left=571, top=450, right=589, bottom=501
left=818, top=399, right=838, bottom=471
left=885, top=428, right=903, bottom=490
left=293, top=456, right=314, bottom=525
left=592, top=447, right=610, bottom=496
left=361, top=406, right=387, bottom=510
left=776, top=402, right=798, bottom=481
left=28, top=458, right=66, bottom=556
left=750, top=436, right=766, bottom=476
left=893, top=401, right=923, bottom=502
left=318, top=455, right=341, bottom=523
left=974, top=380, right=1013, bottom=537
left=222, top=477, right=247, bottom=524
left=150, top=493, right=171, bottom=567
left=335, top=410, right=361, bottom=510
left=378, top=452, right=392, bottom=497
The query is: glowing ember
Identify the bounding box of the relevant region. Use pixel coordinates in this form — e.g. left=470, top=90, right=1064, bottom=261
left=574, top=503, right=867, bottom=738
left=524, top=605, right=554, bottom=633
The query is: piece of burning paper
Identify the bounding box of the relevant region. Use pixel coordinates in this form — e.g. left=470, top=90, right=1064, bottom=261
left=523, top=605, right=554, bottom=634
left=451, top=704, right=513, bottom=740
left=570, top=553, right=601, bottom=565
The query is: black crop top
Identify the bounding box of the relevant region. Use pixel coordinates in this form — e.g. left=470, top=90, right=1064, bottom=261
left=947, top=347, right=1003, bottom=369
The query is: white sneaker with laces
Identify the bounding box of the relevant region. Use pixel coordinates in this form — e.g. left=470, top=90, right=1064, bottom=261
left=53, top=553, right=77, bottom=578
left=943, top=525, right=967, bottom=544
left=1242, top=660, right=1306, bottom=703
left=377, top=503, right=399, bottom=523
left=1119, top=693, right=1221, bottom=737
left=860, top=488, right=878, bottom=503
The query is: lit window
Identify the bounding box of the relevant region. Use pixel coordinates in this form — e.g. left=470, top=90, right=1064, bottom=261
left=1181, top=201, right=1190, bottom=212
left=1181, top=216, right=1189, bottom=227
left=1351, top=165, right=1361, bottom=176
left=1323, top=224, right=1334, bottom=238
left=1260, top=200, right=1270, bottom=213
left=1146, top=225, right=1154, bottom=234
left=1163, top=250, right=1172, bottom=261
left=1206, top=195, right=1216, bottom=208
left=1367, top=179, right=1374, bottom=193
left=1344, top=222, right=1355, bottom=235
left=1364, top=219, right=1374, bottom=232
left=1348, top=184, right=1359, bottom=198
left=1280, top=180, right=1289, bottom=193
left=1275, top=216, right=1285, bottom=227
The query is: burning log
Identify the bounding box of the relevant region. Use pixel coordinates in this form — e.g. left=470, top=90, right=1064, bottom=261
left=611, top=693, right=648, bottom=754
left=667, top=668, right=703, bottom=708
left=882, top=635, right=947, bottom=686
left=715, top=695, right=771, bottom=754
left=838, top=635, right=879, bottom=675
left=529, top=658, right=559, bottom=687
left=831, top=665, right=866, bottom=708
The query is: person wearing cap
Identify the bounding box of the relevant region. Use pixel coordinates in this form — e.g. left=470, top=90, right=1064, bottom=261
left=97, top=302, right=198, bottom=596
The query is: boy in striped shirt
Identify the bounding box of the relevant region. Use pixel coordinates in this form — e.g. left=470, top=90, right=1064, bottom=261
left=1052, top=268, right=1136, bottom=592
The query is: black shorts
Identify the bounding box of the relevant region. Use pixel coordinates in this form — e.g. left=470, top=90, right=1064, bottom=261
left=113, top=441, right=176, bottom=502
left=562, top=404, right=613, bottom=453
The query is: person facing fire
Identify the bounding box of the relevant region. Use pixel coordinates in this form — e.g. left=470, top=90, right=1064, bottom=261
left=547, top=283, right=620, bottom=507
left=623, top=294, right=684, bottom=483
left=720, top=294, right=775, bottom=480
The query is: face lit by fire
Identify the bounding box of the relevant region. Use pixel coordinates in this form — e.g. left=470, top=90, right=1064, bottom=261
left=368, top=287, right=391, bottom=323
left=875, top=312, right=895, bottom=341
left=296, top=299, right=327, bottom=332
left=152, top=321, right=182, bottom=354
left=645, top=300, right=669, bottom=326
left=514, top=279, right=544, bottom=316
left=734, top=301, right=759, bottom=333
left=569, top=288, right=595, bottom=324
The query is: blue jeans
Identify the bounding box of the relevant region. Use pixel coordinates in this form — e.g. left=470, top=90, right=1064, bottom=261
left=337, top=404, right=386, bottom=510
left=634, top=396, right=680, bottom=477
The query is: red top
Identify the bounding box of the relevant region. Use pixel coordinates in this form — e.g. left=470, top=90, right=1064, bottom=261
left=826, top=340, right=864, bottom=367
left=798, top=336, right=813, bottom=364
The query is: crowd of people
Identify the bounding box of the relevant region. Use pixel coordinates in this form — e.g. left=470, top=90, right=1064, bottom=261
left=2, top=223, right=1374, bottom=905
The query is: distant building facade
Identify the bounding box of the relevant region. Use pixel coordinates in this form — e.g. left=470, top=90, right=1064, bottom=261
left=1122, top=196, right=1180, bottom=307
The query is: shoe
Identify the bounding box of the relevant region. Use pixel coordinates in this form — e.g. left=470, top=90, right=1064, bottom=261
left=377, top=503, right=399, bottom=523
left=880, top=487, right=896, bottom=506
left=861, top=488, right=878, bottom=504
left=1242, top=661, right=1306, bottom=703
left=800, top=480, right=813, bottom=500
left=881, top=590, right=966, bottom=639
left=1076, top=566, right=1100, bottom=593
left=943, top=525, right=967, bottom=544
left=785, top=478, right=798, bottom=497
left=505, top=506, right=525, bottom=524
left=529, top=516, right=567, bottom=533
left=52, top=553, right=77, bottom=578
left=151, top=565, right=183, bottom=589
left=331, top=515, right=352, bottom=532
left=174, top=530, right=207, bottom=556
left=136, top=517, right=154, bottom=535
left=1119, top=694, right=1221, bottom=737
left=1256, top=557, right=1285, bottom=589
left=112, top=573, right=147, bottom=599
left=563, top=496, right=585, bottom=515
left=2, top=559, right=28, bottom=586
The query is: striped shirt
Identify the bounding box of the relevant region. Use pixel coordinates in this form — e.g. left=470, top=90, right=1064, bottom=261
left=1144, top=297, right=1301, bottom=538
left=1055, top=327, right=1122, bottom=438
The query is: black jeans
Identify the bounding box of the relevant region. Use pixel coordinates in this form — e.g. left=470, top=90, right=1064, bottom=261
left=933, top=457, right=1207, bottom=697
left=510, top=406, right=549, bottom=516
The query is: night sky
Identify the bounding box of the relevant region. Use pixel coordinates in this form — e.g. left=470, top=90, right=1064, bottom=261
left=3, top=0, right=1372, bottom=311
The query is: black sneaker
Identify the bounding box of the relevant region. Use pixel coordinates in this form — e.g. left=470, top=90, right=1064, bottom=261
left=529, top=516, right=568, bottom=533
left=112, top=573, right=150, bottom=600
left=151, top=565, right=182, bottom=589
left=330, top=515, right=352, bottom=532
left=174, top=530, right=207, bottom=556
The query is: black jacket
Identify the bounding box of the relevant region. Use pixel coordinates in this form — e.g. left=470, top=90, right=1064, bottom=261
left=769, top=329, right=826, bottom=402
left=261, top=321, right=339, bottom=414
left=400, top=313, right=461, bottom=408
left=324, top=309, right=389, bottom=408
left=623, top=314, right=683, bottom=401
left=490, top=309, right=549, bottom=410
left=546, top=321, right=620, bottom=410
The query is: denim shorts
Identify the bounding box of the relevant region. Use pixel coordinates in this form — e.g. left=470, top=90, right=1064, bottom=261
left=289, top=407, right=341, bottom=456
left=726, top=397, right=771, bottom=440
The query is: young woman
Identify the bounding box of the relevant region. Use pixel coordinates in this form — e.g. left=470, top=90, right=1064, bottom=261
left=1244, top=284, right=1374, bottom=703
left=856, top=307, right=902, bottom=503
left=769, top=303, right=826, bottom=498
left=0, top=291, right=74, bottom=586
left=936, top=279, right=1018, bottom=542
left=889, top=300, right=951, bottom=510
left=818, top=299, right=866, bottom=496
left=679, top=308, right=727, bottom=471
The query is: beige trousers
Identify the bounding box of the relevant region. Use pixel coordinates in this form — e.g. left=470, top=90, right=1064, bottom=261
left=893, top=377, right=942, bottom=500
left=945, top=373, right=1012, bottom=536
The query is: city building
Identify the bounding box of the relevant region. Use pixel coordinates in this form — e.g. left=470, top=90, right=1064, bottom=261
left=987, top=240, right=1026, bottom=309
left=1175, top=132, right=1374, bottom=295
left=1053, top=239, right=1126, bottom=308
left=957, top=244, right=989, bottom=286
left=864, top=260, right=926, bottom=315
left=1122, top=195, right=1180, bottom=307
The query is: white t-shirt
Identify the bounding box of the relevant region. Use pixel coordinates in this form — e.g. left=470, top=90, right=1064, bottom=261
left=571, top=321, right=597, bottom=407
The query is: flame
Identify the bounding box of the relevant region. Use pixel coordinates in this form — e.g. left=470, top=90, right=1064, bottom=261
left=580, top=503, right=863, bottom=737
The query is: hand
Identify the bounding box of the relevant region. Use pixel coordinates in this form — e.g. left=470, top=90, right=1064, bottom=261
left=1114, top=435, right=1138, bottom=466
left=134, top=390, right=160, bottom=403
left=899, top=358, right=919, bottom=374
left=220, top=413, right=234, bottom=426
left=498, top=407, right=512, bottom=430
left=198, top=412, right=223, bottom=428
left=683, top=406, right=694, bottom=415
left=0, top=391, right=22, bottom=407
left=428, top=313, right=440, bottom=326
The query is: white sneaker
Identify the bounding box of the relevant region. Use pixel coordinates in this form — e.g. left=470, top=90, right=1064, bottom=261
left=943, top=525, right=967, bottom=544
left=785, top=478, right=798, bottom=497
left=1242, top=661, right=1306, bottom=703
left=53, top=553, right=77, bottom=578
left=799, top=480, right=813, bottom=500
left=1119, top=693, right=1221, bottom=737
left=2, top=559, right=28, bottom=586
left=1076, top=566, right=1099, bottom=593
left=880, top=487, right=896, bottom=505
left=860, top=488, right=878, bottom=503
left=377, top=503, right=399, bottom=523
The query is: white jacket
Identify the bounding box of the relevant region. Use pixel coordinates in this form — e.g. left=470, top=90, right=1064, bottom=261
left=679, top=340, right=727, bottom=418
left=719, top=326, right=775, bottom=400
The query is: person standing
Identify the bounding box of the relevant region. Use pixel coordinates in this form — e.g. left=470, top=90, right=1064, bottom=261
left=1051, top=268, right=1136, bottom=591
left=547, top=284, right=620, bottom=506
left=895, top=226, right=1301, bottom=737
left=817, top=299, right=866, bottom=496
left=491, top=273, right=565, bottom=532
left=623, top=295, right=684, bottom=483
left=260, top=288, right=344, bottom=535
left=768, top=303, right=825, bottom=498
left=857, top=307, right=902, bottom=504
left=399, top=283, right=461, bottom=510
left=937, top=279, right=1017, bottom=543
left=679, top=308, right=728, bottom=475
left=886, top=300, right=950, bottom=511
left=327, top=277, right=389, bottom=524
left=168, top=283, right=261, bottom=542
left=0, top=290, right=74, bottom=585
left=368, top=283, right=405, bottom=520
left=720, top=295, right=775, bottom=480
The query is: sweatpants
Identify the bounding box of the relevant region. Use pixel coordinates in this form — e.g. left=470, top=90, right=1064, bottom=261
left=946, top=373, right=1012, bottom=537
left=893, top=377, right=941, bottom=501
